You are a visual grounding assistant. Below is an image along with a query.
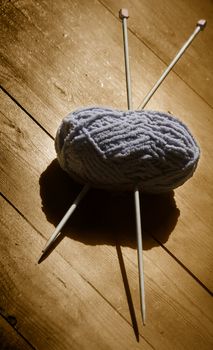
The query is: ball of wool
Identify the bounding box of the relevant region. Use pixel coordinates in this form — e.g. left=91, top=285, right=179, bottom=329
left=55, top=107, right=200, bottom=193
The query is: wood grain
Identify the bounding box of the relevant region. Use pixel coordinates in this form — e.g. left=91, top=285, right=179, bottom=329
left=1, top=87, right=213, bottom=349
left=101, top=0, right=213, bottom=107
left=0, top=0, right=212, bottom=132
left=1, top=0, right=213, bottom=348
left=1, top=0, right=130, bottom=135
left=1, top=196, right=153, bottom=350
left=1, top=1, right=213, bottom=289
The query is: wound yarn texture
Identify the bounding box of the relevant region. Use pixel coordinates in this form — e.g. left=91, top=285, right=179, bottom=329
left=55, top=107, right=200, bottom=193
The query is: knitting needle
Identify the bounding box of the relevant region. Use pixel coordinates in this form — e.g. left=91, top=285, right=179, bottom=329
left=138, top=19, right=207, bottom=109
left=119, top=8, right=146, bottom=325
left=120, top=8, right=132, bottom=110
left=38, top=183, right=90, bottom=261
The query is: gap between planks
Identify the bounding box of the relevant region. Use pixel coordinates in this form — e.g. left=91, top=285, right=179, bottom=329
left=0, top=86, right=53, bottom=140
left=97, top=0, right=213, bottom=109
left=0, top=194, right=152, bottom=349
left=0, top=88, right=210, bottom=295
left=0, top=89, right=212, bottom=348
left=0, top=314, right=36, bottom=350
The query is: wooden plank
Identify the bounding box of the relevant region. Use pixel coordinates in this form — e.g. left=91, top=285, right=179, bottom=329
left=1, top=2, right=213, bottom=286
left=1, top=4, right=213, bottom=289
left=1, top=0, right=212, bottom=134
left=101, top=0, right=213, bottom=107
left=0, top=0, right=132, bottom=135
left=1, top=87, right=213, bottom=348
left=0, top=197, right=152, bottom=350
left=0, top=316, right=33, bottom=350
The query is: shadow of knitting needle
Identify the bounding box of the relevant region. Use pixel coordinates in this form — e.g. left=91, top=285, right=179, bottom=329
left=138, top=19, right=207, bottom=109
left=119, top=8, right=146, bottom=326
left=38, top=183, right=90, bottom=262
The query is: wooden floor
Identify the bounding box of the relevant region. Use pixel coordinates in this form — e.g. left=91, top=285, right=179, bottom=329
left=1, top=1, right=213, bottom=349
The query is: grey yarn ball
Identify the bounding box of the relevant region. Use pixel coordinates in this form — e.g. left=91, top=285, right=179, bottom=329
left=55, top=107, right=200, bottom=193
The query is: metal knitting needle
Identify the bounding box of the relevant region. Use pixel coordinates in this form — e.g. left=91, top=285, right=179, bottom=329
left=138, top=19, right=207, bottom=109
left=119, top=8, right=146, bottom=325
left=38, top=183, right=90, bottom=261
left=120, top=8, right=132, bottom=110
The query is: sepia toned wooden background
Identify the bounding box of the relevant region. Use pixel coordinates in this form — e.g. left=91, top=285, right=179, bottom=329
left=0, top=0, right=213, bottom=349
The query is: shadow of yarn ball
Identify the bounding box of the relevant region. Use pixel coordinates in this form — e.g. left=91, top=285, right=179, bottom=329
left=39, top=159, right=180, bottom=250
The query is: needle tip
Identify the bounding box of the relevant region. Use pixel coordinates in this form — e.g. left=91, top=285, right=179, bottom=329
left=119, top=8, right=129, bottom=19
left=37, top=252, right=44, bottom=264
left=142, top=310, right=146, bottom=326
left=197, top=19, right=207, bottom=30
left=37, top=247, right=47, bottom=263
